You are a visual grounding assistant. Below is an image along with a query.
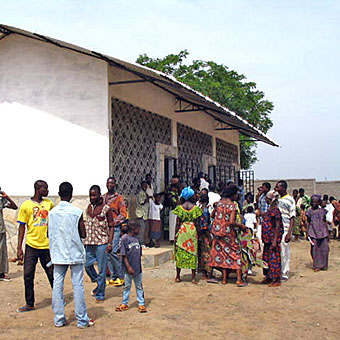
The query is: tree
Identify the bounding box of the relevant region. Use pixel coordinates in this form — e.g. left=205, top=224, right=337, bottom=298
left=136, top=50, right=274, bottom=169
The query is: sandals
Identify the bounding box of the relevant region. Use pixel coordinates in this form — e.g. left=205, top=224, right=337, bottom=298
left=17, top=305, right=35, bottom=313
left=236, top=281, right=248, bottom=287
left=138, top=305, right=148, bottom=313
left=115, top=304, right=129, bottom=312
left=207, top=278, right=219, bottom=284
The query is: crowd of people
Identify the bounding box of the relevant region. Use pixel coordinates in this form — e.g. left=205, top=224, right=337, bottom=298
left=0, top=175, right=339, bottom=328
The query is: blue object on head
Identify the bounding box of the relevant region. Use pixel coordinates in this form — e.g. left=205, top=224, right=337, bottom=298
left=180, top=186, right=195, bottom=200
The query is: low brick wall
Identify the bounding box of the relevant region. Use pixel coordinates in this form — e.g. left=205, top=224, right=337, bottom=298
left=255, top=178, right=340, bottom=198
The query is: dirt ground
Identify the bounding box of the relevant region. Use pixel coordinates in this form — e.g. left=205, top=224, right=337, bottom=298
left=1, top=240, right=340, bottom=340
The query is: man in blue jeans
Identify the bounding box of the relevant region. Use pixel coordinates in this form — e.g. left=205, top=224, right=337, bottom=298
left=103, top=177, right=127, bottom=287
left=49, top=182, right=94, bottom=328
left=84, top=185, right=114, bottom=302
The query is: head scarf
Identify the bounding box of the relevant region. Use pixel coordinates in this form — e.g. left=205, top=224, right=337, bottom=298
left=311, top=194, right=322, bottom=202
left=266, top=190, right=280, bottom=206
left=180, top=186, right=195, bottom=200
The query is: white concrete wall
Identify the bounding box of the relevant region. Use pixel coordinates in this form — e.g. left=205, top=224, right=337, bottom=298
left=0, top=34, right=109, bottom=195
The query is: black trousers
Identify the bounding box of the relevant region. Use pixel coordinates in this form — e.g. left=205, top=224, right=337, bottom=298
left=23, top=245, right=53, bottom=307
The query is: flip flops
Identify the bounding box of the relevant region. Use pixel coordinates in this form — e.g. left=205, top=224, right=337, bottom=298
left=115, top=304, right=129, bottom=312
left=17, top=306, right=35, bottom=313
left=138, top=305, right=147, bottom=313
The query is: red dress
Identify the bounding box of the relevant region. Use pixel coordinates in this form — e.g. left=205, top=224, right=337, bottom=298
left=208, top=201, right=241, bottom=269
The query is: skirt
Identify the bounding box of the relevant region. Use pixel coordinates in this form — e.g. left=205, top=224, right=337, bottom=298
left=175, top=247, right=197, bottom=269
left=198, top=231, right=211, bottom=272
left=0, top=232, right=8, bottom=274
left=311, top=237, right=329, bottom=270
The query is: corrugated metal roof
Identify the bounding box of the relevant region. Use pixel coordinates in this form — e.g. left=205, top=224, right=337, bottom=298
left=0, top=23, right=279, bottom=147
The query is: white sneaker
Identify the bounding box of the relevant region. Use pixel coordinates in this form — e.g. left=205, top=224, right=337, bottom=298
left=0, top=275, right=11, bottom=282
left=78, top=319, right=95, bottom=329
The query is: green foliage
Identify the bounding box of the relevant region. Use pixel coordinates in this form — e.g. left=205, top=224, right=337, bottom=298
left=136, top=50, right=274, bottom=169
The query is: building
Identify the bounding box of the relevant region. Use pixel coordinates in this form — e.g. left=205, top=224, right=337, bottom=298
left=0, top=24, right=278, bottom=196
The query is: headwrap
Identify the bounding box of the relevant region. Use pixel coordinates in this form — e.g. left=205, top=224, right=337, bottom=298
left=266, top=190, right=280, bottom=205
left=311, top=194, right=322, bottom=202
left=180, top=186, right=195, bottom=200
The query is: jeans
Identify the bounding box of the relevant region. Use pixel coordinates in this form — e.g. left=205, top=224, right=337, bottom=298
left=107, top=226, right=123, bottom=279
left=281, top=230, right=290, bottom=279
left=85, top=244, right=108, bottom=300
left=24, top=245, right=54, bottom=307
left=52, top=264, right=89, bottom=328
left=122, top=272, right=145, bottom=306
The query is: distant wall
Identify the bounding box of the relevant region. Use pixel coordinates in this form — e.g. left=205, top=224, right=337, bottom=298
left=254, top=178, right=340, bottom=198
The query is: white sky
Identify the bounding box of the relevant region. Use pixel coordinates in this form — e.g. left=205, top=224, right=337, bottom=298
left=1, top=0, right=339, bottom=181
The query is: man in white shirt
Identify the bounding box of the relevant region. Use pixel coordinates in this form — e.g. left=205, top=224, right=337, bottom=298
left=327, top=197, right=336, bottom=238
left=275, top=180, right=296, bottom=281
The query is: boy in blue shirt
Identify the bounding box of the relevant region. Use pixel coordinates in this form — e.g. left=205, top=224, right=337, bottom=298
left=115, top=222, right=147, bottom=313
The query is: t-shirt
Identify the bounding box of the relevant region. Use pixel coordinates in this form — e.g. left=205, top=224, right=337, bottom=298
left=278, top=194, right=296, bottom=229
left=306, top=208, right=328, bottom=239
left=208, top=191, right=221, bottom=214
left=244, top=212, right=257, bottom=230
left=17, top=198, right=54, bottom=249
left=148, top=199, right=163, bottom=220
left=135, top=190, right=149, bottom=220
left=120, top=234, right=142, bottom=275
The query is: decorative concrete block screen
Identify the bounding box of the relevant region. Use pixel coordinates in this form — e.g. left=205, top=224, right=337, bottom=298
left=216, top=138, right=238, bottom=184
left=111, top=98, right=171, bottom=195
left=177, top=123, right=213, bottom=185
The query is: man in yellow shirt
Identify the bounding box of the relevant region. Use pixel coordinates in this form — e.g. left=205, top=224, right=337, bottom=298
left=16, top=180, right=54, bottom=312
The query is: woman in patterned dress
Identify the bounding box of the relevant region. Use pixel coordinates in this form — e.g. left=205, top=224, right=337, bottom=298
left=261, top=190, right=284, bottom=287
left=208, top=185, right=246, bottom=286
left=173, top=187, right=202, bottom=284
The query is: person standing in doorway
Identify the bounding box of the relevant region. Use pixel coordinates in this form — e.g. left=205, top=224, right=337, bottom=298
left=145, top=173, right=155, bottom=246
left=103, top=176, right=127, bottom=287
left=0, top=187, right=18, bottom=281
left=168, top=176, right=181, bottom=243
left=275, top=180, right=296, bottom=282
left=84, top=185, right=114, bottom=303
left=148, top=193, right=163, bottom=248
left=17, top=180, right=54, bottom=312
left=49, top=182, right=94, bottom=328
left=135, top=181, right=151, bottom=247
left=145, top=173, right=154, bottom=198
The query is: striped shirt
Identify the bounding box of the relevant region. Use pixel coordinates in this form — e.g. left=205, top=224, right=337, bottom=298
left=278, top=194, right=296, bottom=229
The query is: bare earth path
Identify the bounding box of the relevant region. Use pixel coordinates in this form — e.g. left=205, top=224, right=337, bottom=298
left=1, top=240, right=340, bottom=340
